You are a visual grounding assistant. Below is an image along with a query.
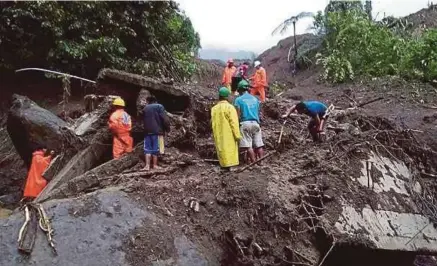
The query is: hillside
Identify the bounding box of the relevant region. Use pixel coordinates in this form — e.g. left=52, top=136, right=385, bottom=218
left=199, top=48, right=256, bottom=62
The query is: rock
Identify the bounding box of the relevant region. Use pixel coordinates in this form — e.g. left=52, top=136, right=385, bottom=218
left=136, top=89, right=151, bottom=116
left=423, top=113, right=437, bottom=124
left=37, top=129, right=112, bottom=202
left=0, top=188, right=216, bottom=266
left=97, top=69, right=190, bottom=113
left=71, top=98, right=111, bottom=136
left=0, top=191, right=21, bottom=206
left=6, top=94, right=82, bottom=167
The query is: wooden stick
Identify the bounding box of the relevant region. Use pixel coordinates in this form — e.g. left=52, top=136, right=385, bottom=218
left=318, top=241, right=336, bottom=266
left=236, top=151, right=276, bottom=173
left=421, top=172, right=437, bottom=178
left=278, top=121, right=287, bottom=144
left=358, top=97, right=384, bottom=108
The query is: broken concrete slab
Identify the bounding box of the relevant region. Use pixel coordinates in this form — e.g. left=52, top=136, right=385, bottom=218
left=36, top=129, right=112, bottom=203
left=97, top=69, right=191, bottom=114
left=335, top=205, right=437, bottom=252
left=353, top=151, right=414, bottom=195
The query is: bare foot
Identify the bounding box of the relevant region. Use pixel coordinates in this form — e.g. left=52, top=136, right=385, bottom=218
left=152, top=165, right=162, bottom=170
left=143, top=165, right=150, bottom=171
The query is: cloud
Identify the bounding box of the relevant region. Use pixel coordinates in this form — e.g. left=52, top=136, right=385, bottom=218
left=176, top=0, right=430, bottom=53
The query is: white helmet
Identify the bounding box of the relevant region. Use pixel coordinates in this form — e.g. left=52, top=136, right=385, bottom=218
left=254, top=60, right=261, bottom=67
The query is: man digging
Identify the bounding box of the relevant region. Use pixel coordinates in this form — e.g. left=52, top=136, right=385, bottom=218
left=282, top=101, right=330, bottom=142
left=142, top=95, right=170, bottom=171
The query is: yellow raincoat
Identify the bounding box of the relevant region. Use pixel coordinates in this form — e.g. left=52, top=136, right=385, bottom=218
left=211, top=100, right=241, bottom=167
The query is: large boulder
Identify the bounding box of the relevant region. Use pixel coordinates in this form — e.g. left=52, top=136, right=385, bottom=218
left=0, top=188, right=216, bottom=266
left=6, top=94, right=82, bottom=167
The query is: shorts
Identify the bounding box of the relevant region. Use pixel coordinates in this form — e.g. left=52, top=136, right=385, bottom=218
left=239, top=121, right=264, bottom=148
left=231, top=76, right=242, bottom=92
left=144, top=135, right=164, bottom=155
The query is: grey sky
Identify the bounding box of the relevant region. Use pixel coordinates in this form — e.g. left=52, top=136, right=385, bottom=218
left=176, top=0, right=431, bottom=53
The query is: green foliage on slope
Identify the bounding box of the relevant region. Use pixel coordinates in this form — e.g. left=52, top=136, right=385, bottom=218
left=315, top=2, right=437, bottom=84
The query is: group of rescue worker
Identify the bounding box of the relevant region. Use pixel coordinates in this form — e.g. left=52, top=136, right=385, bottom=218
left=21, top=59, right=329, bottom=200
left=212, top=59, right=329, bottom=170
left=222, top=59, right=268, bottom=102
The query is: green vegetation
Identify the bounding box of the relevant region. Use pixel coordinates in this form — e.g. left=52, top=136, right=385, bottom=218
left=315, top=1, right=437, bottom=84
left=0, top=1, right=200, bottom=80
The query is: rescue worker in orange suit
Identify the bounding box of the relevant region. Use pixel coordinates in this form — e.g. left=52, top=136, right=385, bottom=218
left=108, top=97, right=133, bottom=159
left=249, top=60, right=268, bottom=102
left=221, top=58, right=236, bottom=92
left=23, top=147, right=54, bottom=199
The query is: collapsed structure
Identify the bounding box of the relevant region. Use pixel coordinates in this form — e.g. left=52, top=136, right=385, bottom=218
left=1, top=69, right=436, bottom=266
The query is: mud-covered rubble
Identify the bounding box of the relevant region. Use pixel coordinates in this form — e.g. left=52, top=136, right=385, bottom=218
left=1, top=70, right=437, bottom=266
left=0, top=188, right=216, bottom=266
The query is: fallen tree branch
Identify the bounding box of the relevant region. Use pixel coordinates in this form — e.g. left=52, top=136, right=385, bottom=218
left=358, top=97, right=384, bottom=108
left=405, top=222, right=430, bottom=246
left=420, top=172, right=437, bottom=178
left=115, top=167, right=178, bottom=179
left=318, top=240, right=336, bottom=266
left=421, top=104, right=437, bottom=109
left=236, top=151, right=277, bottom=173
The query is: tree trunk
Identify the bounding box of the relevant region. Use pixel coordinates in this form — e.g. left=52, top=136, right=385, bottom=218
left=293, top=21, right=298, bottom=61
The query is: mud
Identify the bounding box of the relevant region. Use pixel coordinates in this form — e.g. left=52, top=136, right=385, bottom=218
left=1, top=64, right=437, bottom=266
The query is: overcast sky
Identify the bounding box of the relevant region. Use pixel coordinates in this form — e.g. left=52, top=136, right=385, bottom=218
left=176, top=0, right=431, bottom=53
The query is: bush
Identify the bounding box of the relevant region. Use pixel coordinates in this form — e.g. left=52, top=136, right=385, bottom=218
left=316, top=9, right=437, bottom=83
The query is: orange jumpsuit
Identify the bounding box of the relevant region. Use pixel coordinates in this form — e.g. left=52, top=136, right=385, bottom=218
left=108, top=109, right=133, bottom=159
left=23, top=151, right=51, bottom=198
left=222, top=65, right=236, bottom=91
left=250, top=67, right=268, bottom=102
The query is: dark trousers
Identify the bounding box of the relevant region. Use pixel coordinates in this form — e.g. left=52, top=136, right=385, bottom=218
left=308, top=115, right=328, bottom=142
left=231, top=77, right=242, bottom=92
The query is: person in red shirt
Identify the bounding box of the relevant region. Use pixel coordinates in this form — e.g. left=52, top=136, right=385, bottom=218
left=231, top=62, right=250, bottom=95
left=23, top=147, right=54, bottom=199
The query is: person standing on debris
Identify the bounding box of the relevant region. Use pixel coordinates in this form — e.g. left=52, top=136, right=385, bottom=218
left=23, top=147, right=54, bottom=199
left=231, top=62, right=250, bottom=95
left=222, top=58, right=237, bottom=92
left=234, top=80, right=264, bottom=163
left=108, top=97, right=133, bottom=159
left=211, top=87, right=242, bottom=171
left=249, top=60, right=268, bottom=102
left=282, top=101, right=328, bottom=142
left=142, top=95, right=170, bottom=171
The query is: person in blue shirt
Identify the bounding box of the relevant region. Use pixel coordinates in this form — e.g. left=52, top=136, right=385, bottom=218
left=234, top=80, right=264, bottom=163
left=282, top=101, right=328, bottom=142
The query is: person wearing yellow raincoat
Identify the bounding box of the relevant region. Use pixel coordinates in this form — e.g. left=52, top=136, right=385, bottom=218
left=108, top=98, right=133, bottom=159
left=211, top=87, right=242, bottom=170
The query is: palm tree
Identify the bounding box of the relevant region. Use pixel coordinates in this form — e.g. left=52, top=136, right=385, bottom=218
left=272, top=12, right=313, bottom=69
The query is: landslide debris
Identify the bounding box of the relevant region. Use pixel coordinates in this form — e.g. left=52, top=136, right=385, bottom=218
left=1, top=70, right=437, bottom=266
